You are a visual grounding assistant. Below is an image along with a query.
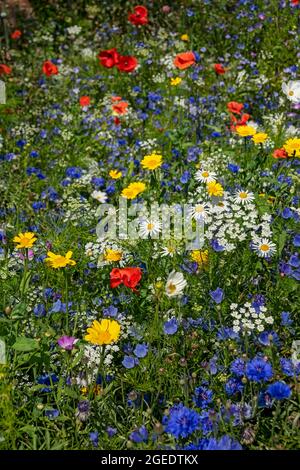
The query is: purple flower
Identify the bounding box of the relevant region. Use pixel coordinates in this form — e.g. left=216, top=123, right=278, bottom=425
left=57, top=335, right=77, bottom=350
left=210, top=287, right=224, bottom=304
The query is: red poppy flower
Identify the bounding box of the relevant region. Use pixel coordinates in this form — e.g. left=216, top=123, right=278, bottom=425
left=98, top=48, right=120, bottom=68
left=128, top=6, right=148, bottom=25
left=42, top=60, right=58, bottom=76
left=0, top=64, right=12, bottom=75
left=110, top=267, right=142, bottom=293
left=112, top=101, right=128, bottom=115
left=214, top=63, right=226, bottom=75
left=11, top=30, right=22, bottom=39
left=79, top=96, right=91, bottom=107
left=116, top=55, right=138, bottom=73
left=114, top=117, right=121, bottom=126
left=173, top=52, right=195, bottom=70
left=273, top=148, right=288, bottom=159
left=227, top=101, right=244, bottom=115
left=230, top=113, right=250, bottom=131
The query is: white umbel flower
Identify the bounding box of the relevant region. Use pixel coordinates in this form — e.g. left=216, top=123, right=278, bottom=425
left=282, top=80, right=300, bottom=104
left=165, top=271, right=187, bottom=297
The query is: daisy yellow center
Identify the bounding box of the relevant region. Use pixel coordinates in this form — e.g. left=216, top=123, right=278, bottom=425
left=168, top=283, right=177, bottom=293
left=147, top=223, right=154, bottom=230
left=260, top=244, right=270, bottom=252
left=289, top=90, right=294, bottom=96
left=202, top=171, right=209, bottom=178
left=239, top=192, right=248, bottom=199
left=195, top=205, right=204, bottom=213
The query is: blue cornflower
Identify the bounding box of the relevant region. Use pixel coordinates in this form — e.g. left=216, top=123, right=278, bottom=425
left=133, top=343, right=148, bottom=358
left=130, top=425, right=148, bottom=443
left=230, top=358, right=246, bottom=377
left=66, top=167, right=82, bottom=179
left=193, top=386, right=213, bottom=408
left=184, top=435, right=242, bottom=450
left=266, top=381, right=291, bottom=400
left=225, top=377, right=244, bottom=396
left=280, top=358, right=300, bottom=377
left=228, top=163, right=240, bottom=173
left=258, top=331, right=280, bottom=347
left=246, top=357, right=273, bottom=382
left=163, top=404, right=201, bottom=439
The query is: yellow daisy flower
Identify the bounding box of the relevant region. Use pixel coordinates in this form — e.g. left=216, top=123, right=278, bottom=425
left=141, top=153, right=163, bottom=170
left=45, top=251, right=76, bottom=269
left=207, top=181, right=224, bottom=197
left=85, top=319, right=120, bottom=345
left=121, top=182, right=146, bottom=199
left=236, top=125, right=257, bottom=137
left=109, top=169, right=122, bottom=179
left=252, top=132, right=268, bottom=144
left=13, top=232, right=37, bottom=249
left=283, top=137, right=300, bottom=157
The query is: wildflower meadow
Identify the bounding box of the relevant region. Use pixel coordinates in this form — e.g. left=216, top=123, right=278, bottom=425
left=0, top=0, right=300, bottom=454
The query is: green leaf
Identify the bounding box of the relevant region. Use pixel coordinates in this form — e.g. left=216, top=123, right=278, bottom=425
left=12, top=337, right=39, bottom=352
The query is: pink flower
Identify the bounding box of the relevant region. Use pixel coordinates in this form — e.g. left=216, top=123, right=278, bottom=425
left=57, top=335, right=77, bottom=350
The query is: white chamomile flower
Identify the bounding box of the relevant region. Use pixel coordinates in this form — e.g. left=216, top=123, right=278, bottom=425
left=195, top=169, right=217, bottom=183
left=282, top=80, right=300, bottom=104
left=252, top=238, right=276, bottom=258
left=165, top=271, right=187, bottom=297
left=233, top=190, right=255, bottom=205
left=139, top=218, right=162, bottom=238
left=160, top=244, right=178, bottom=258
left=91, top=190, right=108, bottom=203
left=189, top=202, right=211, bottom=221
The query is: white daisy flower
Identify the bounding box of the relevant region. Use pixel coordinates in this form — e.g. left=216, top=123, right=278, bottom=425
left=160, top=244, right=178, bottom=258
left=139, top=219, right=162, bottom=238
left=282, top=80, right=300, bottom=103
left=165, top=271, right=187, bottom=297
left=91, top=190, right=108, bottom=203
left=252, top=238, right=276, bottom=257
left=195, top=169, right=217, bottom=183
left=189, top=202, right=211, bottom=221
left=233, top=190, right=255, bottom=205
